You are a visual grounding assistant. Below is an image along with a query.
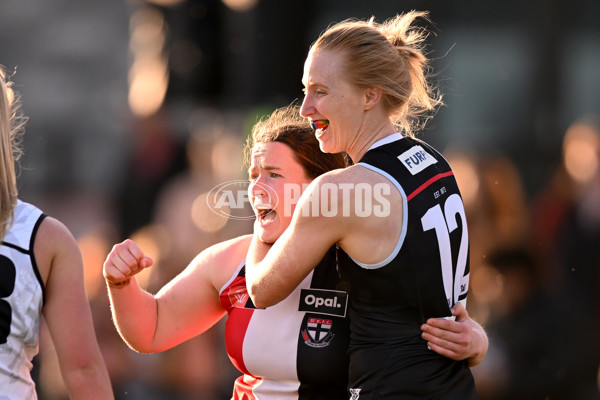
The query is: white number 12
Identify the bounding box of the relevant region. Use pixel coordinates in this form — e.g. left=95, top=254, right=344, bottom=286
left=421, top=193, right=469, bottom=308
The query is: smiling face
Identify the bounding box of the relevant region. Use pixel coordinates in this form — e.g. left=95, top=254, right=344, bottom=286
left=300, top=49, right=367, bottom=155
left=248, top=141, right=312, bottom=244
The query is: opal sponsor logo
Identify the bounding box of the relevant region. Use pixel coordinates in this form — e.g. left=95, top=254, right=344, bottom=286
left=298, top=289, right=348, bottom=318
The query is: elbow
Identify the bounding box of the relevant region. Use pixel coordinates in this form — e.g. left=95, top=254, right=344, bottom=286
left=61, top=359, right=113, bottom=398
left=251, top=297, right=268, bottom=310
left=121, top=334, right=169, bottom=354
left=125, top=341, right=155, bottom=354
left=251, top=298, right=271, bottom=310
left=246, top=268, right=287, bottom=309
left=247, top=283, right=266, bottom=309
left=115, top=328, right=158, bottom=354
left=247, top=282, right=275, bottom=309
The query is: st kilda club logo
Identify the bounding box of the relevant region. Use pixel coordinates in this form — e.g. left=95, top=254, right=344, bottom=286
left=301, top=317, right=335, bottom=348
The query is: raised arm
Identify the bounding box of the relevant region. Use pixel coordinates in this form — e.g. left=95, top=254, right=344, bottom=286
left=245, top=176, right=346, bottom=309
left=37, top=217, right=114, bottom=399
left=103, top=236, right=248, bottom=353
left=103, top=239, right=162, bottom=352
left=246, top=167, right=402, bottom=309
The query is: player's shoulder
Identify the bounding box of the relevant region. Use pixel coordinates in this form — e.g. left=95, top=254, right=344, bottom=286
left=310, top=164, right=364, bottom=186
left=33, top=216, right=81, bottom=286
left=190, top=234, right=251, bottom=288
left=194, top=234, right=252, bottom=267
left=35, top=216, right=78, bottom=250
left=211, top=234, right=252, bottom=253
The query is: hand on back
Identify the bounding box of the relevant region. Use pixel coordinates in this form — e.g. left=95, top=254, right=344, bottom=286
left=420, top=302, right=487, bottom=366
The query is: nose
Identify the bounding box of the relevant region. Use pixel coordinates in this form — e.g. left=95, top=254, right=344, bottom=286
left=250, top=173, right=277, bottom=205
left=299, top=95, right=313, bottom=118
left=249, top=177, right=267, bottom=200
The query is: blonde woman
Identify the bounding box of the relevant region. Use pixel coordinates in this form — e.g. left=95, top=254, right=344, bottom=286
left=246, top=12, right=486, bottom=399
left=0, top=67, right=113, bottom=399
left=104, top=104, right=480, bottom=399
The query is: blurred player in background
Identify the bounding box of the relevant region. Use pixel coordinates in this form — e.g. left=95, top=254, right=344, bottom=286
left=0, top=66, right=113, bottom=399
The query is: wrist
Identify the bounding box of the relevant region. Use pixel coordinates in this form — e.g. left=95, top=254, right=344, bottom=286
left=106, top=278, right=132, bottom=289
left=468, top=322, right=488, bottom=367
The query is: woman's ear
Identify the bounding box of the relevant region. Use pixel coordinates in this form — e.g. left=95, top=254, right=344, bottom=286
left=363, top=86, right=383, bottom=111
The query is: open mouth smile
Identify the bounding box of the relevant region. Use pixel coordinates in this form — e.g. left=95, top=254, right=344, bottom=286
left=256, top=207, right=276, bottom=223
left=310, top=120, right=329, bottom=131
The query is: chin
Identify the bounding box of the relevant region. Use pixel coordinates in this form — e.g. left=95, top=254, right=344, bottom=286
left=318, top=141, right=333, bottom=154
left=258, top=231, right=278, bottom=245
left=318, top=140, right=338, bottom=154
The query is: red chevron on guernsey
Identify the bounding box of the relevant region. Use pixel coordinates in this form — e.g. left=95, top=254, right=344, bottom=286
left=407, top=171, right=454, bottom=202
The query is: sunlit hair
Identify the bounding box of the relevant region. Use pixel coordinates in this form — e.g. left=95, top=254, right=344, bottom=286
left=310, top=10, right=443, bottom=137
left=245, top=104, right=348, bottom=178
left=0, top=66, right=24, bottom=240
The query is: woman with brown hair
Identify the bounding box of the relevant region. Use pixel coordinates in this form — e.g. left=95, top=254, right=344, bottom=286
left=246, top=12, right=486, bottom=399
left=104, top=103, right=481, bottom=399
left=105, top=104, right=351, bottom=399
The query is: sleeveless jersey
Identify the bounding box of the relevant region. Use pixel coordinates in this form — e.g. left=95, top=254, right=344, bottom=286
left=337, top=135, right=477, bottom=399
left=0, top=200, right=46, bottom=399
left=220, top=246, right=350, bottom=400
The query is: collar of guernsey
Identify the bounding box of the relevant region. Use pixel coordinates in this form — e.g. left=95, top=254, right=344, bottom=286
left=367, top=133, right=404, bottom=151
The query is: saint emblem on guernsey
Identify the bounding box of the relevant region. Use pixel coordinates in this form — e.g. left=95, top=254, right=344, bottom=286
left=349, top=388, right=361, bottom=399
left=301, top=317, right=334, bottom=348
left=224, top=277, right=249, bottom=308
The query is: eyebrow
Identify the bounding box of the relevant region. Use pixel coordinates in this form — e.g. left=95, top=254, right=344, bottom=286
left=263, top=165, right=281, bottom=170
left=248, top=164, right=282, bottom=173
left=304, top=81, right=330, bottom=94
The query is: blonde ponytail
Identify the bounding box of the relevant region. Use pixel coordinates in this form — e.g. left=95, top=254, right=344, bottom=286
left=0, top=66, right=24, bottom=240
left=312, top=11, right=443, bottom=136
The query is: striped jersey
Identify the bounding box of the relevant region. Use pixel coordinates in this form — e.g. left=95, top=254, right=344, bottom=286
left=337, top=135, right=477, bottom=399
left=0, top=200, right=46, bottom=400
left=219, top=246, right=350, bottom=400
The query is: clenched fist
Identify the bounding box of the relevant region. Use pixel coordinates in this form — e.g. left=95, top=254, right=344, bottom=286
left=103, top=239, right=153, bottom=288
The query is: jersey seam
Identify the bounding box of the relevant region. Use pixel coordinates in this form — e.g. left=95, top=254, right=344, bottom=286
left=30, top=214, right=47, bottom=305
left=351, top=163, right=407, bottom=270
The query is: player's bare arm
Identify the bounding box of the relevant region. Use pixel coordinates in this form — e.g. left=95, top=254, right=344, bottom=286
left=37, top=217, right=114, bottom=399
left=105, top=234, right=250, bottom=353
left=246, top=166, right=401, bottom=308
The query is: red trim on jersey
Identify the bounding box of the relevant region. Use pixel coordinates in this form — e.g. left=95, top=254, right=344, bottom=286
left=406, top=171, right=454, bottom=202
left=225, top=307, right=254, bottom=376
left=232, top=374, right=262, bottom=400
left=221, top=275, right=255, bottom=376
